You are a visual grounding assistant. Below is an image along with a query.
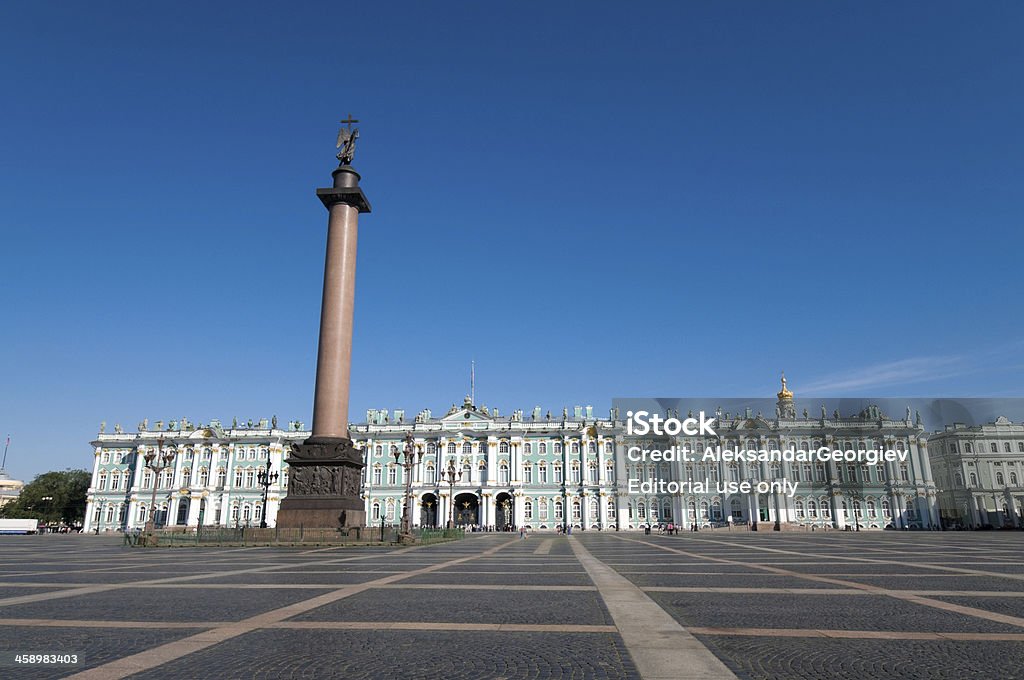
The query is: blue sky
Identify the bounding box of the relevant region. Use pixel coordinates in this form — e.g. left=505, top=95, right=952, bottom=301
left=2, top=2, right=1022, bottom=481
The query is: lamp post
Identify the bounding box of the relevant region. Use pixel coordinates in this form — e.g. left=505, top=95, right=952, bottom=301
left=851, top=492, right=862, bottom=532
left=393, top=432, right=420, bottom=539
left=440, top=458, right=462, bottom=529
left=256, top=447, right=280, bottom=529
left=143, top=437, right=174, bottom=532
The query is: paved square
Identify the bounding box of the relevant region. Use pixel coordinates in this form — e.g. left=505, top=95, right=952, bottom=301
left=0, top=531, right=1022, bottom=678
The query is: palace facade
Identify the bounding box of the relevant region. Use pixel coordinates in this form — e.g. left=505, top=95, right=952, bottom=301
left=83, top=379, right=941, bottom=532
left=927, top=416, right=1024, bottom=528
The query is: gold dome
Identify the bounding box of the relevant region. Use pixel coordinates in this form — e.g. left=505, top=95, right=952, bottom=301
left=777, top=372, right=793, bottom=400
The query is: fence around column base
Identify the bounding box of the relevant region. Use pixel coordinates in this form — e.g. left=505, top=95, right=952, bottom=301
left=132, top=526, right=464, bottom=547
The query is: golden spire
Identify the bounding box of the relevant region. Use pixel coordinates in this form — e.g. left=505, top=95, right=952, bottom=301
left=777, top=371, right=793, bottom=400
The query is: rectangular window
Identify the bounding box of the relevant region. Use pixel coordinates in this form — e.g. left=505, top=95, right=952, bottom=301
left=524, top=466, right=533, bottom=484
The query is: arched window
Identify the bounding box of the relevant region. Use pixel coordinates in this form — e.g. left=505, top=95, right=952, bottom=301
left=182, top=469, right=191, bottom=488
left=899, top=465, right=909, bottom=482
left=588, top=463, right=599, bottom=484
left=571, top=442, right=579, bottom=454
left=637, top=502, right=646, bottom=519
left=524, top=500, right=533, bottom=519
left=447, top=442, right=457, bottom=454
left=104, top=505, right=114, bottom=522
left=605, top=442, right=613, bottom=454
left=371, top=502, right=381, bottom=520
left=426, top=464, right=436, bottom=484
left=820, top=500, right=831, bottom=519
left=795, top=500, right=805, bottom=518
left=1005, top=442, right=1012, bottom=452
left=572, top=501, right=581, bottom=519
left=996, top=472, right=1005, bottom=486
left=217, top=468, right=226, bottom=487
left=881, top=498, right=890, bottom=516
left=991, top=443, right=998, bottom=453
left=539, top=442, right=547, bottom=455
left=867, top=500, right=877, bottom=517
left=462, top=442, right=472, bottom=455
left=906, top=500, right=917, bottom=520
left=554, top=501, right=563, bottom=519
left=954, top=472, right=963, bottom=486
left=554, top=442, right=563, bottom=455
left=499, top=462, right=509, bottom=485
left=1011, top=472, right=1019, bottom=486
left=699, top=501, right=709, bottom=519
left=254, top=505, right=262, bottom=521
left=499, top=441, right=509, bottom=453
left=462, top=463, right=472, bottom=481
left=230, top=505, right=239, bottom=521
left=969, top=472, right=978, bottom=487
left=242, top=505, right=252, bottom=521
left=588, top=441, right=596, bottom=453
left=427, top=442, right=436, bottom=455
left=198, top=468, right=209, bottom=486
left=138, top=504, right=147, bottom=522
left=965, top=442, right=973, bottom=453
left=524, top=443, right=532, bottom=454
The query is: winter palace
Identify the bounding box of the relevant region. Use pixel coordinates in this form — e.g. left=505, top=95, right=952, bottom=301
left=81, top=377, right=1007, bottom=533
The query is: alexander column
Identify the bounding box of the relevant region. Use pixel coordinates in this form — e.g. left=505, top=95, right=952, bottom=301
left=276, top=116, right=371, bottom=530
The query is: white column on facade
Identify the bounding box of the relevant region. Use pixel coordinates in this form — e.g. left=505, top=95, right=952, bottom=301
left=486, top=439, right=496, bottom=487
left=186, top=494, right=202, bottom=526
left=614, top=438, right=628, bottom=529
left=513, top=492, right=525, bottom=527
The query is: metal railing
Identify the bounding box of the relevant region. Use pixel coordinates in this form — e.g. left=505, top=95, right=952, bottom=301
left=134, top=525, right=464, bottom=547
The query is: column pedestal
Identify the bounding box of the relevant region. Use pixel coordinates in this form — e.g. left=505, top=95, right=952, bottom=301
left=276, top=437, right=366, bottom=529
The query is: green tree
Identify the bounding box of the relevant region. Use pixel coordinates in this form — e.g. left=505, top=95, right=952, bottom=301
left=0, top=469, right=90, bottom=525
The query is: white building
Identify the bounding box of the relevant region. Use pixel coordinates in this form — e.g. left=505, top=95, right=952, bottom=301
left=83, top=377, right=939, bottom=532
left=928, top=416, right=1024, bottom=528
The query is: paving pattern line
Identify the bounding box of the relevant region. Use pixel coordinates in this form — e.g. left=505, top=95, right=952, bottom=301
left=272, top=621, right=619, bottom=633
left=686, top=626, right=1024, bottom=641
left=64, top=537, right=519, bottom=680
left=0, top=546, right=419, bottom=608
left=612, top=536, right=1024, bottom=631
left=675, top=534, right=1024, bottom=582
left=568, top=537, right=737, bottom=680
left=533, top=538, right=554, bottom=555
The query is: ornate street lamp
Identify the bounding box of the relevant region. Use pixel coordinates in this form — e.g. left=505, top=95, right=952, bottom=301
left=440, top=458, right=462, bottom=528
left=256, top=447, right=279, bottom=529
left=143, top=437, right=174, bottom=532
left=393, top=432, right=420, bottom=538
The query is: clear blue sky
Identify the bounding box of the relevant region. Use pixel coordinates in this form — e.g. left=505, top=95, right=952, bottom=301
left=2, top=2, right=1022, bottom=481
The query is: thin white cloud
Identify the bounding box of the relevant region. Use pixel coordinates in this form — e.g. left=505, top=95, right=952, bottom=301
left=799, top=356, right=968, bottom=394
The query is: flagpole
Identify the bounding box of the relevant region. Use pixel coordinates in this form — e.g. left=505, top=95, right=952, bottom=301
left=2, top=435, right=9, bottom=470
left=471, top=360, right=475, bottom=405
